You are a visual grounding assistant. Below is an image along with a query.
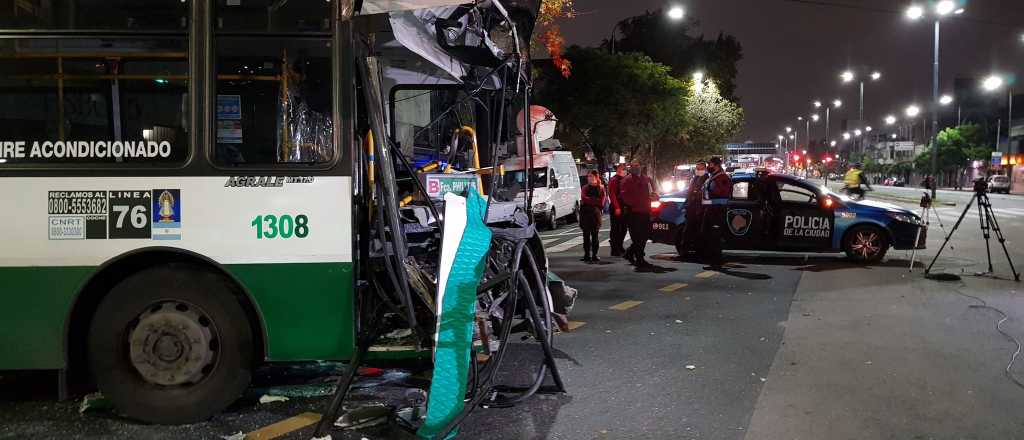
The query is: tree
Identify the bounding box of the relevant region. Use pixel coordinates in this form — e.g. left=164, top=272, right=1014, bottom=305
left=608, top=10, right=743, bottom=102
left=533, top=47, right=691, bottom=174
left=914, top=124, right=991, bottom=174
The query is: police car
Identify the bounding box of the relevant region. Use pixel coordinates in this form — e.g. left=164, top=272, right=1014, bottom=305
left=650, top=172, right=926, bottom=263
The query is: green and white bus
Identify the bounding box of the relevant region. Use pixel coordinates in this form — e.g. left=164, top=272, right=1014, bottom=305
left=0, top=0, right=547, bottom=425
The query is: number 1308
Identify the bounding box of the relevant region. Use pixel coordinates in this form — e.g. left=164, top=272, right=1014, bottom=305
left=251, top=214, right=309, bottom=239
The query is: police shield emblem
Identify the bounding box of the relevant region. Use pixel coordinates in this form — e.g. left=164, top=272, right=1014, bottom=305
left=727, top=209, right=752, bottom=236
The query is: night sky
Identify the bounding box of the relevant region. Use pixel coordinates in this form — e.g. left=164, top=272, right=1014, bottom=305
left=558, top=0, right=1024, bottom=144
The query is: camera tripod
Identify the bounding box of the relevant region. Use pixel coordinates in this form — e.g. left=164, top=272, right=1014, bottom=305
left=909, top=192, right=947, bottom=271
left=925, top=190, right=1021, bottom=281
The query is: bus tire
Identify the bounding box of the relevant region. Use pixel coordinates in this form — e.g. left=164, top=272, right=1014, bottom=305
left=87, top=263, right=254, bottom=424
left=843, top=225, right=889, bottom=264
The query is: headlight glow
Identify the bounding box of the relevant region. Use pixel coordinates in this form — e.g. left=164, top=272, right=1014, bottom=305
left=676, top=180, right=688, bottom=191
left=887, top=212, right=920, bottom=225
left=661, top=181, right=674, bottom=193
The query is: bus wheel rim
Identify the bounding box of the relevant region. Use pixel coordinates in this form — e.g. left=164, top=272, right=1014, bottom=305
left=128, top=300, right=219, bottom=386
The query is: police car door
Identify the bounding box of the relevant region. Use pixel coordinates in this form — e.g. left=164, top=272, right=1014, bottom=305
left=723, top=179, right=766, bottom=250
left=770, top=179, right=834, bottom=250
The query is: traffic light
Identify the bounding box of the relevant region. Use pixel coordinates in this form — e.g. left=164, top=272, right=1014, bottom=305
left=792, top=154, right=801, bottom=162
left=824, top=156, right=833, bottom=163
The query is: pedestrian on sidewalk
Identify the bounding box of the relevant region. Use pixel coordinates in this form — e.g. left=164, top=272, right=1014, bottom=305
left=580, top=170, right=608, bottom=263
left=700, top=157, right=732, bottom=267
left=680, top=160, right=708, bottom=259
left=621, top=162, right=657, bottom=270
left=608, top=164, right=628, bottom=257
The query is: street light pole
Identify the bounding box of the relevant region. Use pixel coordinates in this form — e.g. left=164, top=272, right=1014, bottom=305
left=930, top=18, right=940, bottom=198
left=826, top=107, right=831, bottom=148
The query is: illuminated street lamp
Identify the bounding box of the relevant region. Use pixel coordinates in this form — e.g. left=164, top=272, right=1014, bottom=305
left=885, top=115, right=898, bottom=125
left=939, top=94, right=954, bottom=105
left=906, top=105, right=921, bottom=118
left=981, top=74, right=1014, bottom=152
left=854, top=129, right=863, bottom=137
left=814, top=99, right=843, bottom=146
left=667, top=6, right=686, bottom=20
left=840, top=69, right=880, bottom=153
left=907, top=1, right=964, bottom=198
left=905, top=5, right=924, bottom=20
left=842, top=132, right=851, bottom=140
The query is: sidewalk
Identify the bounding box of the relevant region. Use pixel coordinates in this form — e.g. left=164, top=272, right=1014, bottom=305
left=745, top=261, right=1024, bottom=439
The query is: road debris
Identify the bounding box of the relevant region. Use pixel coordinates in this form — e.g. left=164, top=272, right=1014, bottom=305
left=685, top=365, right=696, bottom=370
left=220, top=432, right=244, bottom=440
left=383, top=328, right=413, bottom=339
left=78, top=392, right=112, bottom=414
left=675, top=320, right=684, bottom=324
left=334, top=404, right=393, bottom=430
left=258, top=395, right=290, bottom=404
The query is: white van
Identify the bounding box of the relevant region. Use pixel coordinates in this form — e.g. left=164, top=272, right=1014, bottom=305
left=502, top=151, right=581, bottom=230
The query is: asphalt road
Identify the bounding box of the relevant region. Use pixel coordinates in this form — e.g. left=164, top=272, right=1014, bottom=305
left=4, top=196, right=1024, bottom=439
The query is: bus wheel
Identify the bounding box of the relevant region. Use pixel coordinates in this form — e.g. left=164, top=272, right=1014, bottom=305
left=844, top=226, right=889, bottom=264
left=87, top=264, right=254, bottom=424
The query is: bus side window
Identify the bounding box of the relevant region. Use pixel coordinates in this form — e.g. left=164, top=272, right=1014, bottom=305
left=212, top=1, right=334, bottom=167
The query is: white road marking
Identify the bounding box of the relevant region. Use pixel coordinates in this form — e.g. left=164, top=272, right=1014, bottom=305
left=547, top=237, right=585, bottom=253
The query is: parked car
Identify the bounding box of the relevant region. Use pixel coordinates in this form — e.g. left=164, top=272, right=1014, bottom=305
left=650, top=173, right=927, bottom=263
left=988, top=175, right=1011, bottom=194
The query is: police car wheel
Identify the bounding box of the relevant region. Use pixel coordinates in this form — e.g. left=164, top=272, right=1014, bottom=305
left=843, top=226, right=889, bottom=264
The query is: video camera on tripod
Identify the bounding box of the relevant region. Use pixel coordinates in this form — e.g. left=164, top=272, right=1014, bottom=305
left=973, top=177, right=989, bottom=194
left=925, top=177, right=1020, bottom=281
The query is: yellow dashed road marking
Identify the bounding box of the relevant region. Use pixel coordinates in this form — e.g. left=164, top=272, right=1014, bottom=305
left=609, top=300, right=644, bottom=311
left=659, top=283, right=689, bottom=292
left=695, top=271, right=718, bottom=279
left=567, top=321, right=587, bottom=331
left=245, top=412, right=322, bottom=440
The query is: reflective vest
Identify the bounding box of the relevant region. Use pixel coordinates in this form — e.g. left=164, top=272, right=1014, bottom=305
left=844, top=169, right=862, bottom=188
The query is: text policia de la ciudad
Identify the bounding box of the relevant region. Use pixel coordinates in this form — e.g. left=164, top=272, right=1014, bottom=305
left=0, top=141, right=172, bottom=161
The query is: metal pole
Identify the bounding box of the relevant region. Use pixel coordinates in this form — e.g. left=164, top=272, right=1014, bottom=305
left=826, top=107, right=831, bottom=148
left=806, top=120, right=811, bottom=153
left=930, top=19, right=940, bottom=198
left=996, top=118, right=1002, bottom=150
left=859, top=80, right=865, bottom=153
left=1009, top=88, right=1014, bottom=152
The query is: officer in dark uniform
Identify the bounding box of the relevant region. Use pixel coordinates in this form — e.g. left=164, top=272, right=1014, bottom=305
left=680, top=160, right=708, bottom=259
left=701, top=157, right=733, bottom=267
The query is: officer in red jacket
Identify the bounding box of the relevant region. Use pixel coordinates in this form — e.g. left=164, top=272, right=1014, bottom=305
left=621, top=162, right=657, bottom=271
left=701, top=157, right=733, bottom=266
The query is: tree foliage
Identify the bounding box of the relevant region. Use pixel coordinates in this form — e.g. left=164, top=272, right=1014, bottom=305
left=533, top=46, right=743, bottom=177
left=914, top=124, right=991, bottom=172
left=610, top=10, right=743, bottom=102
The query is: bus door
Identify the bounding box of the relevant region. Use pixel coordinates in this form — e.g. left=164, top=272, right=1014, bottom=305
left=724, top=179, right=767, bottom=250
left=769, top=179, right=834, bottom=250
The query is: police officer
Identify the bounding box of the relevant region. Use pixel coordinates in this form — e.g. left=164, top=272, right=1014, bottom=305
left=701, top=157, right=732, bottom=267
left=608, top=164, right=628, bottom=257
left=680, top=161, right=709, bottom=259
left=621, top=162, right=657, bottom=271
